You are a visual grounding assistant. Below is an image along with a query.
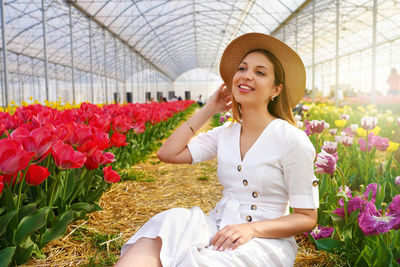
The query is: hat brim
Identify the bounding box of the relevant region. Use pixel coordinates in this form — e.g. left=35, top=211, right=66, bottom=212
left=219, top=33, right=306, bottom=108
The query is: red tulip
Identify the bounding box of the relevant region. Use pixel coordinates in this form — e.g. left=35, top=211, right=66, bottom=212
left=110, top=132, right=128, bottom=147
left=0, top=175, right=4, bottom=195
left=51, top=140, right=86, bottom=169
left=10, top=127, right=37, bottom=153
left=0, top=139, right=34, bottom=175
left=111, top=116, right=133, bottom=133
left=84, top=150, right=115, bottom=170
left=25, top=164, right=50, bottom=186
left=31, top=127, right=57, bottom=159
left=103, top=166, right=121, bottom=183
left=67, top=124, right=92, bottom=147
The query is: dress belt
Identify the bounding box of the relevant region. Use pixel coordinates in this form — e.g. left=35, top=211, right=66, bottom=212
left=211, top=192, right=243, bottom=229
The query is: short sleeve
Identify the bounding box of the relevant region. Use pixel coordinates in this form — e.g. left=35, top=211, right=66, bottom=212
left=187, top=123, right=225, bottom=164
left=282, top=131, right=319, bottom=209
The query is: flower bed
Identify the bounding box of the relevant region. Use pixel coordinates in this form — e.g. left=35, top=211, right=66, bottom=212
left=0, top=100, right=195, bottom=266
left=298, top=102, right=400, bottom=266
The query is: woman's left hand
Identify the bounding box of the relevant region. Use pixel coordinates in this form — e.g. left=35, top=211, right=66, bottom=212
left=211, top=223, right=254, bottom=251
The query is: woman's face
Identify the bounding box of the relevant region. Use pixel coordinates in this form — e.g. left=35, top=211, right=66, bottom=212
left=232, top=51, right=281, bottom=107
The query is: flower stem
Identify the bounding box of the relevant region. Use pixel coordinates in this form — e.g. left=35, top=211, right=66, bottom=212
left=48, top=170, right=62, bottom=206
left=336, top=166, right=348, bottom=224
left=17, top=164, right=30, bottom=210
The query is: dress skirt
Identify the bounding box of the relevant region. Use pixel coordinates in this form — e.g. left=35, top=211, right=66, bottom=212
left=120, top=206, right=298, bottom=267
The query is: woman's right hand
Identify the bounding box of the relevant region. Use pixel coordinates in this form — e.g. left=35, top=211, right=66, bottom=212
left=205, top=83, right=232, bottom=114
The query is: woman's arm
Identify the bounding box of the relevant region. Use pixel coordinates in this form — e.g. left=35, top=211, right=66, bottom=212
left=211, top=208, right=317, bottom=251
left=157, top=83, right=232, bottom=164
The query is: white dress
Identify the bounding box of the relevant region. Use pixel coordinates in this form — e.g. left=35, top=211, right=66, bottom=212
left=121, top=119, right=319, bottom=267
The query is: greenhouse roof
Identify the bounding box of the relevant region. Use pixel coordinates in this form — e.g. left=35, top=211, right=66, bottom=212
left=2, top=0, right=308, bottom=81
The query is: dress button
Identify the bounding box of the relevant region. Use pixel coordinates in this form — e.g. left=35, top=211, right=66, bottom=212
left=237, top=165, right=242, bottom=172
left=312, top=180, right=319, bottom=187
left=251, top=204, right=257, bottom=210
left=252, top=191, right=259, bottom=198
left=246, top=215, right=252, bottom=222
left=243, top=179, right=248, bottom=186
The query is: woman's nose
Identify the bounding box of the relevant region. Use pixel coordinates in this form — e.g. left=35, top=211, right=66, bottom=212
left=241, top=71, right=252, bottom=80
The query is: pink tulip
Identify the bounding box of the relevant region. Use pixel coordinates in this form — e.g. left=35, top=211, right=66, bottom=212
left=371, top=135, right=389, bottom=151
left=322, top=141, right=337, bottom=154
left=51, top=140, right=86, bottom=169
left=0, top=139, right=34, bottom=175
left=103, top=166, right=121, bottom=183
left=341, top=114, right=350, bottom=120
left=31, top=127, right=57, bottom=159
left=309, top=120, right=325, bottom=134
left=329, top=128, right=337, bottom=136
left=361, top=116, right=377, bottom=131
left=67, top=124, right=92, bottom=147
left=396, top=176, right=400, bottom=186
left=315, top=150, right=337, bottom=175
left=342, top=135, right=353, bottom=146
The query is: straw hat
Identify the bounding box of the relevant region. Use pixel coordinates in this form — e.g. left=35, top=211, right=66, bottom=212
left=219, top=32, right=306, bottom=108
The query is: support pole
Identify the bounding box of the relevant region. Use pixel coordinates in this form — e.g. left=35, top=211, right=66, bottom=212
left=114, top=36, right=118, bottom=103
left=69, top=5, right=76, bottom=103
left=41, top=0, right=49, bottom=101
left=1, top=0, right=9, bottom=107
left=311, top=0, right=315, bottom=100
left=89, top=19, right=94, bottom=103
left=371, top=0, right=377, bottom=105
left=103, top=29, right=107, bottom=103
left=335, top=0, right=340, bottom=106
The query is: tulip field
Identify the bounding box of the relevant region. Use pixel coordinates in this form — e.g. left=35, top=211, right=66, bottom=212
left=1, top=97, right=400, bottom=266
left=293, top=100, right=400, bottom=266
left=0, top=100, right=195, bottom=266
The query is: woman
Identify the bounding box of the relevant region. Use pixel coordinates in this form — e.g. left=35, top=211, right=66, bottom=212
left=116, top=33, right=318, bottom=267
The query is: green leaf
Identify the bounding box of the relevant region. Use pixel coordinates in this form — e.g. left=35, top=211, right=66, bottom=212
left=14, top=207, right=50, bottom=245
left=2, top=183, right=16, bottom=211
left=40, top=210, right=73, bottom=248
left=18, top=203, right=37, bottom=221
left=14, top=243, right=34, bottom=266
left=64, top=169, right=76, bottom=201
left=373, top=235, right=392, bottom=267
left=71, top=202, right=97, bottom=212
left=0, top=210, right=17, bottom=237
left=0, top=247, right=16, bottom=267
left=375, top=183, right=386, bottom=209
left=314, top=238, right=344, bottom=253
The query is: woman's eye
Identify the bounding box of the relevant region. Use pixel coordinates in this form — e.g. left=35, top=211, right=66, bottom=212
left=256, top=71, right=265, bottom=76
left=237, top=67, right=245, bottom=71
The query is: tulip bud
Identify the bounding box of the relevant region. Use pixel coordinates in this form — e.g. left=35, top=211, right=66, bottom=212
left=341, top=114, right=350, bottom=120
left=359, top=184, right=365, bottom=191
left=395, top=176, right=400, bottom=186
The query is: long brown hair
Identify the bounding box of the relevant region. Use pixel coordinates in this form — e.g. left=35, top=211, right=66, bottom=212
left=231, top=49, right=296, bottom=126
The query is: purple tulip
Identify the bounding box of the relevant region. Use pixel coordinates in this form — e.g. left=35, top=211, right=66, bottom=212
left=309, top=225, right=334, bottom=240
left=371, top=135, right=389, bottom=151
left=387, top=195, right=400, bottom=218
left=333, top=196, right=365, bottom=218
left=342, top=126, right=353, bottom=136
left=342, top=135, right=353, bottom=146
left=304, top=120, right=311, bottom=136
left=322, top=141, right=337, bottom=154
left=358, top=202, right=393, bottom=235
left=362, top=183, right=380, bottom=202
left=396, top=176, right=400, bottom=186
left=309, top=120, right=325, bottom=134
left=315, top=150, right=337, bottom=175
left=361, top=116, right=378, bottom=131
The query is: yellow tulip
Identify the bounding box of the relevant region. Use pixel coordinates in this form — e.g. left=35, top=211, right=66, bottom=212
left=388, top=141, right=399, bottom=152
left=371, top=126, right=381, bottom=135
left=335, top=119, right=347, bottom=128
left=357, top=128, right=367, bottom=137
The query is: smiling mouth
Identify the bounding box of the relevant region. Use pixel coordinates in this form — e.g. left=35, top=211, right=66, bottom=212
left=238, top=85, right=254, bottom=92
